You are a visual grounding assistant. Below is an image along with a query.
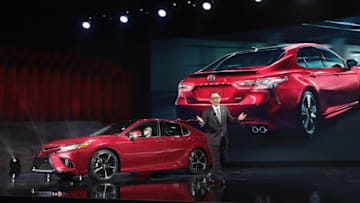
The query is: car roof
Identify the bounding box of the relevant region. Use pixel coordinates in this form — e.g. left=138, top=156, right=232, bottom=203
left=244, top=43, right=327, bottom=52
left=118, top=118, right=180, bottom=124
left=282, top=43, right=327, bottom=51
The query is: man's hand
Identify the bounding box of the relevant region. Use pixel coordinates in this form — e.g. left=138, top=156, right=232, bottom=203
left=238, top=112, right=247, bottom=121
left=196, top=115, right=204, bottom=127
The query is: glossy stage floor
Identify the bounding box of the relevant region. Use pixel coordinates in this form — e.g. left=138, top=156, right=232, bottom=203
left=1, top=166, right=360, bottom=202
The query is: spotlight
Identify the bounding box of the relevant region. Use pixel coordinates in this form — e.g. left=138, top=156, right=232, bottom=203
left=172, top=2, right=177, bottom=7
left=255, top=0, right=263, bottom=3
left=81, top=20, right=91, bottom=30
left=119, top=15, right=129, bottom=24
left=157, top=8, right=167, bottom=18
left=99, top=9, right=112, bottom=21
left=9, top=157, right=21, bottom=183
left=201, top=1, right=212, bottom=11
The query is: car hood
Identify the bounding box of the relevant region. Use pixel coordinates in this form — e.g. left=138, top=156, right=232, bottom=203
left=42, top=135, right=128, bottom=148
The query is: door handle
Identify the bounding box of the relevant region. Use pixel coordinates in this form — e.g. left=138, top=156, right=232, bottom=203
left=310, top=73, right=316, bottom=78
left=155, top=140, right=163, bottom=143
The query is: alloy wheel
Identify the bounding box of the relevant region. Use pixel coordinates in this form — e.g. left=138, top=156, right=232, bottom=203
left=189, top=149, right=207, bottom=174
left=89, top=149, right=118, bottom=181
left=300, top=91, right=318, bottom=136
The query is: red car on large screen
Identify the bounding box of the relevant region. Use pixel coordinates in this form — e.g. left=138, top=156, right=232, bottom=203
left=176, top=43, right=359, bottom=136
left=32, top=119, right=210, bottom=181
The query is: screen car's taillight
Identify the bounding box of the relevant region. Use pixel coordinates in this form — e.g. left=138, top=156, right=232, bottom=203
left=237, top=76, right=288, bottom=89
left=178, top=80, right=194, bottom=92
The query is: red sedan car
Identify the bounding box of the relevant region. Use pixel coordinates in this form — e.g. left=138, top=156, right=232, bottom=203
left=32, top=119, right=211, bottom=181
left=176, top=43, right=359, bottom=136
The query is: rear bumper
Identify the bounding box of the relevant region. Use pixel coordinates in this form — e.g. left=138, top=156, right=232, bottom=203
left=176, top=90, right=299, bottom=131
left=176, top=103, right=278, bottom=129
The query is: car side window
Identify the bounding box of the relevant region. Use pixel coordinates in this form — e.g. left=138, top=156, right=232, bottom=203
left=181, top=125, right=190, bottom=136
left=317, top=47, right=345, bottom=68
left=297, top=47, right=326, bottom=69
left=161, top=121, right=183, bottom=137
left=127, top=121, right=159, bottom=138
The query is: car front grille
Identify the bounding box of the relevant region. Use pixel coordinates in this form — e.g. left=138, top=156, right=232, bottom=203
left=32, top=157, right=55, bottom=173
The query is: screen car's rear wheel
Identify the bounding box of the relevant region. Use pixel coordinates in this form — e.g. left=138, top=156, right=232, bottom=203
left=188, top=149, right=208, bottom=174
left=88, top=149, right=119, bottom=182
left=299, top=91, right=319, bottom=137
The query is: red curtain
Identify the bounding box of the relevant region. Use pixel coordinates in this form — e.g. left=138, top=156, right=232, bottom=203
left=0, top=47, right=134, bottom=122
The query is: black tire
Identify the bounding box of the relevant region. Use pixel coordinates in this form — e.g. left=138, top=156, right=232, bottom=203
left=188, top=149, right=208, bottom=174
left=299, top=91, right=319, bottom=137
left=88, top=149, right=119, bottom=182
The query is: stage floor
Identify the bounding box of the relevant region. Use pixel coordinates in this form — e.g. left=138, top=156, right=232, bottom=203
left=1, top=166, right=360, bottom=202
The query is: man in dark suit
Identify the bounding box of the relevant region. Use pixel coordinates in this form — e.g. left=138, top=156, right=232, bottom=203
left=196, top=91, right=247, bottom=183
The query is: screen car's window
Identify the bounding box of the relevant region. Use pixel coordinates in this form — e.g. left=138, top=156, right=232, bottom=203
left=297, top=47, right=326, bottom=69
left=127, top=121, right=159, bottom=138
left=161, top=122, right=183, bottom=137
left=89, top=120, right=138, bottom=136
left=201, top=48, right=286, bottom=71
left=317, top=47, right=345, bottom=68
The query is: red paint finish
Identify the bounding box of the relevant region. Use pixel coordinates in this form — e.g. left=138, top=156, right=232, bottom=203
left=176, top=43, right=360, bottom=131
left=34, top=119, right=211, bottom=176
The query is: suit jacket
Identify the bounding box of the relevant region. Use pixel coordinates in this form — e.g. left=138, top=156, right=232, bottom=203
left=201, top=105, right=238, bottom=145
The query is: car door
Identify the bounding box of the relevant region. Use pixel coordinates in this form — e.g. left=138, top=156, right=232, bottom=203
left=120, top=121, right=166, bottom=171
left=297, top=46, right=339, bottom=111
left=159, top=121, right=193, bottom=164
left=318, top=47, right=359, bottom=106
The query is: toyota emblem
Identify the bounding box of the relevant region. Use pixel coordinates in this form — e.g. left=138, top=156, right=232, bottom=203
left=207, top=74, right=216, bottom=82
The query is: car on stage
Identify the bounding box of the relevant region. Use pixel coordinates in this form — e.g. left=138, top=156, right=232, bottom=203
left=175, top=43, right=360, bottom=137
left=32, top=119, right=211, bottom=181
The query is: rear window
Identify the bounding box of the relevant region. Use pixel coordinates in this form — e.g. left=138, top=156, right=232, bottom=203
left=201, top=48, right=286, bottom=71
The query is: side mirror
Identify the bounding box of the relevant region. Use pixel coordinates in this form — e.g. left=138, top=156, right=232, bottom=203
left=128, top=130, right=142, bottom=141
left=346, top=59, right=358, bottom=70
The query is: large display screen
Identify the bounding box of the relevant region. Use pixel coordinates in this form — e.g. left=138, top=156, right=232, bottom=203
left=151, top=16, right=360, bottom=162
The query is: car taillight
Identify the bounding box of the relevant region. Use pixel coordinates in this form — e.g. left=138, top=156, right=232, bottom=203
left=178, top=80, right=194, bottom=92
left=237, top=76, right=288, bottom=89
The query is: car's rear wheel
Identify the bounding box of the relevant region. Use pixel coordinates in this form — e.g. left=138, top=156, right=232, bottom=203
left=188, top=149, right=208, bottom=174
left=88, top=149, right=119, bottom=182
left=299, top=91, right=319, bottom=137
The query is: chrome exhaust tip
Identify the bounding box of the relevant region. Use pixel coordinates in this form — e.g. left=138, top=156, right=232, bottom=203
left=259, top=126, right=268, bottom=134
left=251, top=126, right=259, bottom=134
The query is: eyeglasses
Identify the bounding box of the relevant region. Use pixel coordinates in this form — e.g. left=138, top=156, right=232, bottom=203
left=210, top=97, right=221, bottom=100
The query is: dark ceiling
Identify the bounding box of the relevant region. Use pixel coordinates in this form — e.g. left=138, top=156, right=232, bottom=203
left=0, top=0, right=359, bottom=43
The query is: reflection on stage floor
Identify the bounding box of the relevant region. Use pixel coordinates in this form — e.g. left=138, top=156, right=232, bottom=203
left=2, top=166, right=360, bottom=202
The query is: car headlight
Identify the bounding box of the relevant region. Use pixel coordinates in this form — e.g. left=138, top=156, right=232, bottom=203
left=238, top=76, right=288, bottom=89
left=57, top=142, right=90, bottom=153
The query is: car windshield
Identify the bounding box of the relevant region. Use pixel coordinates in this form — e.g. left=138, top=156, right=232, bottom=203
left=200, top=48, right=286, bottom=71
left=89, top=120, right=138, bottom=136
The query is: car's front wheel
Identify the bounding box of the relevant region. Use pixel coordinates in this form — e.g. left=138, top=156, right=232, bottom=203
left=299, top=91, right=319, bottom=137
left=188, top=149, right=208, bottom=174
left=88, top=149, right=119, bottom=182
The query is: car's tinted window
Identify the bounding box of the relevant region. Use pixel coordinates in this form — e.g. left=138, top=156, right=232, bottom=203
left=317, top=47, right=345, bottom=68
left=127, top=121, right=159, bottom=138
left=161, top=121, right=183, bottom=136
left=201, top=48, right=286, bottom=71
left=181, top=125, right=190, bottom=136
left=89, top=120, right=138, bottom=136
left=297, top=47, right=325, bottom=69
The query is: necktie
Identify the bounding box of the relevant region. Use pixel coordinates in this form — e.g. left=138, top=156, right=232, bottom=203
left=216, top=107, right=221, bottom=123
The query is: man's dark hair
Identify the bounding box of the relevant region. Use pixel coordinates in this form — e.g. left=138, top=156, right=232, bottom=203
left=209, top=91, right=220, bottom=98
